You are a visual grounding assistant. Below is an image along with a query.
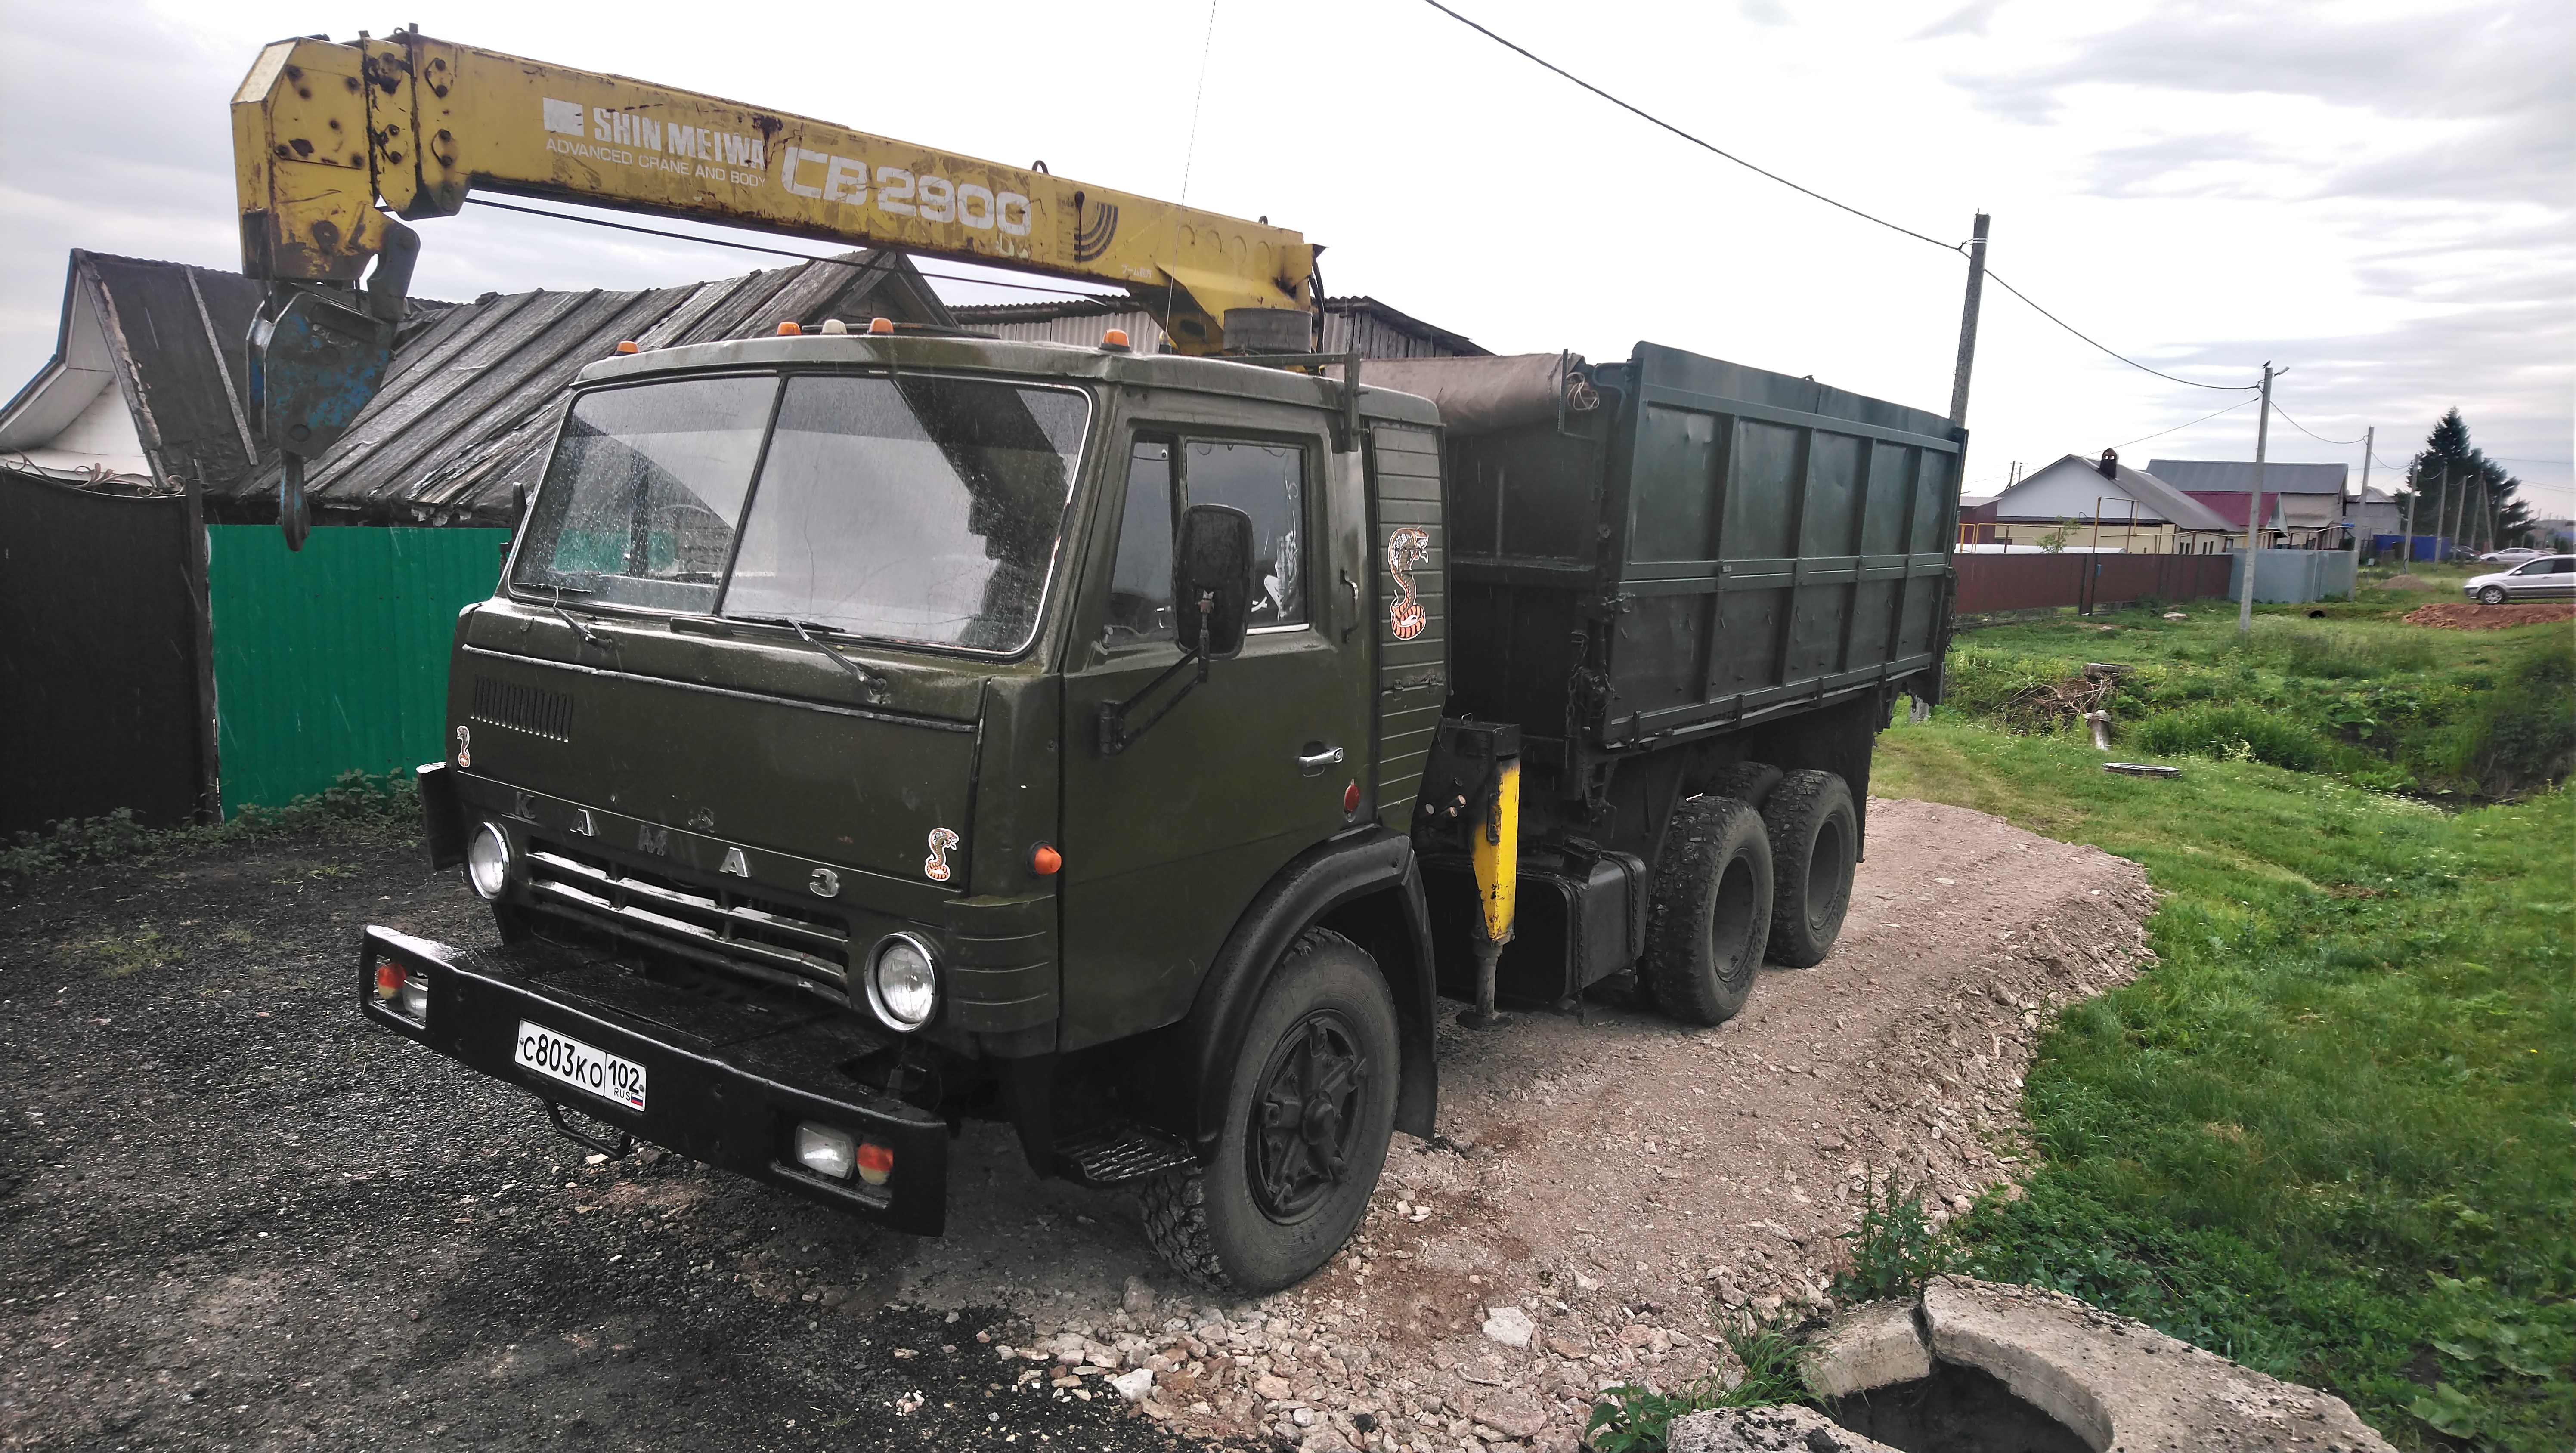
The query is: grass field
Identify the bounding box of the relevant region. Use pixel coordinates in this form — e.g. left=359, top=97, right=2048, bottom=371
left=1879, top=588, right=2573, bottom=1450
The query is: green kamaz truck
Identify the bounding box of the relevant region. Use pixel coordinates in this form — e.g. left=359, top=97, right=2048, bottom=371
left=362, top=331, right=1960, bottom=1292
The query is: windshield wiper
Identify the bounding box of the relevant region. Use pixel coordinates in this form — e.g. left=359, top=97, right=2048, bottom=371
left=731, top=616, right=892, bottom=704
left=549, top=586, right=615, bottom=652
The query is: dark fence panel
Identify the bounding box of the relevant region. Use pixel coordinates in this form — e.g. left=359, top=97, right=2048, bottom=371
left=1952, top=552, right=2233, bottom=616
left=0, top=473, right=204, bottom=834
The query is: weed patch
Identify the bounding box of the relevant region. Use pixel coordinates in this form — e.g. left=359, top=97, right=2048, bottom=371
left=3, top=770, right=420, bottom=880
left=1585, top=1304, right=1817, bottom=1450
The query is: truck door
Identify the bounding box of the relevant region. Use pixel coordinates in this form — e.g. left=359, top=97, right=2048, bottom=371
left=1059, top=413, right=1370, bottom=1051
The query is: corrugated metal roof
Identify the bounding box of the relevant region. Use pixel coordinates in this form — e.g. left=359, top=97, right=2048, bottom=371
left=2147, top=458, right=2348, bottom=495
left=0, top=251, right=296, bottom=495
left=245, top=249, right=955, bottom=526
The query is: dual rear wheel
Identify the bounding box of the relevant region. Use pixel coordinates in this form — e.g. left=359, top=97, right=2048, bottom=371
left=1642, top=767, right=1856, bottom=1026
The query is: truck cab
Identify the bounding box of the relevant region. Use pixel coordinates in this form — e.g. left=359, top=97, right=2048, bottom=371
left=366, top=325, right=1959, bottom=1293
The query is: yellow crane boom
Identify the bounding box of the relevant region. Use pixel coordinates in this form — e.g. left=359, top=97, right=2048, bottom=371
left=231, top=27, right=1318, bottom=542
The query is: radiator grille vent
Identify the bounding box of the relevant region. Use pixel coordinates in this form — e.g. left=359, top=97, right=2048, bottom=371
left=470, top=676, right=574, bottom=741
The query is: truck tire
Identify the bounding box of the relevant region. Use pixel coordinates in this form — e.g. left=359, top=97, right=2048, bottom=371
left=1641, top=795, right=1773, bottom=1026
left=1141, top=929, right=1398, bottom=1294
left=1762, top=769, right=1856, bottom=968
left=1702, top=760, right=1783, bottom=811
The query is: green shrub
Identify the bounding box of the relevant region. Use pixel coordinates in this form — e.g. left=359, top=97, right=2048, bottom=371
left=2421, top=643, right=2576, bottom=798
left=2281, top=628, right=2435, bottom=680
left=1832, top=1172, right=1957, bottom=1303
left=2133, top=705, right=2335, bottom=772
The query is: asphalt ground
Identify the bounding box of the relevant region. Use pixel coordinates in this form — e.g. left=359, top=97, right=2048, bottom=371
left=0, top=828, right=1234, bottom=1453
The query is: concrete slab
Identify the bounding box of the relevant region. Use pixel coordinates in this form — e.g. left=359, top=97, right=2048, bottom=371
left=1798, top=1300, right=1933, bottom=1397
left=1668, top=1403, right=1903, bottom=1453
left=1920, top=1276, right=2396, bottom=1452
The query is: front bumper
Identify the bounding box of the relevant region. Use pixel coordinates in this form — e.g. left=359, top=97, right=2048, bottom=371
left=359, top=925, right=949, bottom=1234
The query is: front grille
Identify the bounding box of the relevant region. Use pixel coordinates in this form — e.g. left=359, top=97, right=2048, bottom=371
left=524, top=838, right=852, bottom=989
left=471, top=676, right=574, bottom=741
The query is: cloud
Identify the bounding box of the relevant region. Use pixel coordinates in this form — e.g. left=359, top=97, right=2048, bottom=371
left=1957, top=1, right=2573, bottom=204
left=1739, top=0, right=1792, bottom=27
left=1914, top=0, right=2004, bottom=40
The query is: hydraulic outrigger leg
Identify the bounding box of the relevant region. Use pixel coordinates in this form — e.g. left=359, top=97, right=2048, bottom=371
left=1460, top=733, right=1520, bottom=1030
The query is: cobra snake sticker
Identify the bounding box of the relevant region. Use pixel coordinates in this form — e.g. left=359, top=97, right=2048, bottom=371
left=924, top=827, right=960, bottom=883
left=1387, top=526, right=1432, bottom=641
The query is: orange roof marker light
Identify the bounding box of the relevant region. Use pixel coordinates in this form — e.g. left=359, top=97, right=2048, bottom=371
left=867, top=317, right=895, bottom=335
left=1102, top=328, right=1131, bottom=351
left=776, top=321, right=802, bottom=336
left=613, top=340, right=639, bottom=354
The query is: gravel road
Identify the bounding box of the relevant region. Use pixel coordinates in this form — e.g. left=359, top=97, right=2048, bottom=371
left=2, top=798, right=2152, bottom=1453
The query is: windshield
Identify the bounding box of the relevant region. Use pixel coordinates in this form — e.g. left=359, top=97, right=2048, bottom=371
left=513, top=375, right=777, bottom=612
left=513, top=371, right=1090, bottom=653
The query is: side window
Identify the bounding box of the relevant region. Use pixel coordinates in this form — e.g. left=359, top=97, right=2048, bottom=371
left=1183, top=439, right=1306, bottom=627
left=1104, top=439, right=1176, bottom=643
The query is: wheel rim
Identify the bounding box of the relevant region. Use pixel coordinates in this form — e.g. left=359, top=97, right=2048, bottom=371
left=1706, top=856, right=1761, bottom=990
left=1805, top=816, right=1851, bottom=933
left=2482, top=588, right=2506, bottom=604
left=1247, top=1009, right=1370, bottom=1223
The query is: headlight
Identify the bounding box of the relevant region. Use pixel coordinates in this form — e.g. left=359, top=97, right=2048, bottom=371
left=866, top=934, right=938, bottom=1031
left=465, top=821, right=511, bottom=900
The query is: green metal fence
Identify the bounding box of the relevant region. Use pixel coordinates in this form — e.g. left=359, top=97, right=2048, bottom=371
left=207, top=525, right=507, bottom=814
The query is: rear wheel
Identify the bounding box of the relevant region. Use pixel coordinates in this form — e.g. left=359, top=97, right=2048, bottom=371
left=1762, top=770, right=1857, bottom=968
left=1642, top=795, right=1773, bottom=1025
left=2478, top=585, right=2509, bottom=605
left=1141, top=930, right=1397, bottom=1294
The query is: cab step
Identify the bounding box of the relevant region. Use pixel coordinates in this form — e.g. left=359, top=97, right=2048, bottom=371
left=1055, top=1122, right=1196, bottom=1185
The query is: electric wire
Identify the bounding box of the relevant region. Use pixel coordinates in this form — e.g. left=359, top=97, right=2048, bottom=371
left=1416, top=0, right=2263, bottom=393
left=2112, top=394, right=2260, bottom=449
left=2268, top=401, right=2368, bottom=448
left=462, top=198, right=1123, bottom=300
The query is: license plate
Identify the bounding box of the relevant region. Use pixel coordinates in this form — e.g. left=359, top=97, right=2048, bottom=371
left=514, top=1020, right=648, bottom=1112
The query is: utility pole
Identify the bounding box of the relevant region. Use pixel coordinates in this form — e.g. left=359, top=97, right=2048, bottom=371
left=2446, top=466, right=2466, bottom=563
left=1949, top=212, right=1990, bottom=428
left=2352, top=425, right=2370, bottom=599
left=2238, top=362, right=2273, bottom=634
left=2403, top=465, right=2418, bottom=566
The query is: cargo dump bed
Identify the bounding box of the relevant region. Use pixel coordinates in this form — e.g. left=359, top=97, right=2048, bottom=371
left=1378, top=343, right=1960, bottom=757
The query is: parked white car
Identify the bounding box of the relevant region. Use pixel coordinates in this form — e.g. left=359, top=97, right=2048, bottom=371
left=2462, top=555, right=2576, bottom=604
left=2476, top=547, right=2544, bottom=564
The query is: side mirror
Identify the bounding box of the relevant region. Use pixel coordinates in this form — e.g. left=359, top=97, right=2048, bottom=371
left=1173, top=503, right=1254, bottom=661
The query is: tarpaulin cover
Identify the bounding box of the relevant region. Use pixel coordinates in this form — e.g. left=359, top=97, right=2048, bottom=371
left=1337, top=353, right=1590, bottom=436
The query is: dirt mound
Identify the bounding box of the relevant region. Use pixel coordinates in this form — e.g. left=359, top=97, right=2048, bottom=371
left=2403, top=601, right=2576, bottom=630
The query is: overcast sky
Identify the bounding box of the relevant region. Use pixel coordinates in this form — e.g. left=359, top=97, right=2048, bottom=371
left=2, top=0, right=2567, bottom=509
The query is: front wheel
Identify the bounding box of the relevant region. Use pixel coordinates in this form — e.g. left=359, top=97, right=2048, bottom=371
left=1141, top=930, right=1398, bottom=1294
left=2477, top=586, right=2509, bottom=605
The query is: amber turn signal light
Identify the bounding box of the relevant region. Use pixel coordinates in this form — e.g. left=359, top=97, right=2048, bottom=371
left=613, top=340, right=639, bottom=354
left=776, top=321, right=802, bottom=336
left=1030, top=843, right=1062, bottom=876
left=1102, top=328, right=1130, bottom=350
left=868, top=317, right=895, bottom=335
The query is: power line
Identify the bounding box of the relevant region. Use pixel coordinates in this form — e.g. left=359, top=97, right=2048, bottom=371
left=2114, top=394, right=2260, bottom=449
left=2268, top=400, right=2367, bottom=447
left=1413, top=0, right=1957, bottom=253
left=462, top=198, right=1123, bottom=300
left=1980, top=272, right=2257, bottom=392
left=1415, top=0, right=2263, bottom=395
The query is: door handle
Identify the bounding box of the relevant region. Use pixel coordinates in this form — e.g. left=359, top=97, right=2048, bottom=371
left=1297, top=743, right=1346, bottom=777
